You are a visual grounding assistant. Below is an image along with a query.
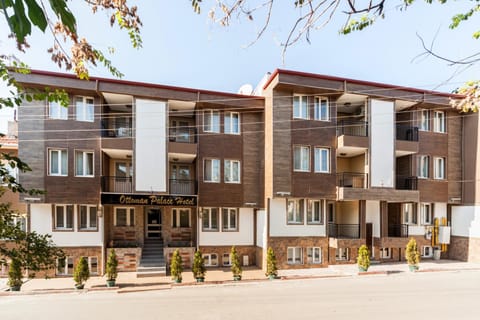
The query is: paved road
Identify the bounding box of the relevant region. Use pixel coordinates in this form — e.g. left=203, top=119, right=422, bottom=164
left=2, top=270, right=480, bottom=320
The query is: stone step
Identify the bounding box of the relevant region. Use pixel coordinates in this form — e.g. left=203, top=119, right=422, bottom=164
left=140, top=259, right=165, bottom=265
left=136, top=265, right=166, bottom=277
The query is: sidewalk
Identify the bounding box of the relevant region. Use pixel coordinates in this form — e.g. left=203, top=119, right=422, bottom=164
left=2, top=259, right=480, bottom=295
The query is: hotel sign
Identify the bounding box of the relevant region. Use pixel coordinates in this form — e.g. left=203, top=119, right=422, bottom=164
left=101, top=194, right=197, bottom=206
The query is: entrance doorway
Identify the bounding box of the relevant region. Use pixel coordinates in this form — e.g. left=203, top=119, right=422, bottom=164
left=146, top=207, right=162, bottom=238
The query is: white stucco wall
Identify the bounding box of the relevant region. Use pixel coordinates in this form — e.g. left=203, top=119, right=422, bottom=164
left=199, top=208, right=254, bottom=246
left=134, top=98, right=166, bottom=192
left=452, top=206, right=480, bottom=237
left=30, top=204, right=103, bottom=246
left=366, top=201, right=380, bottom=238
left=256, top=210, right=267, bottom=249
left=269, top=198, right=326, bottom=237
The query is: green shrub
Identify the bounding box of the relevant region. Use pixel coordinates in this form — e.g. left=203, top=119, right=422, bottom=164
left=7, top=259, right=23, bottom=288
left=265, top=247, right=278, bottom=277
left=73, top=257, right=90, bottom=286
left=357, top=245, right=370, bottom=271
left=230, top=246, right=242, bottom=278
left=170, top=249, right=183, bottom=282
left=405, top=238, right=420, bottom=266
left=192, top=250, right=206, bottom=279
left=106, top=249, right=118, bottom=281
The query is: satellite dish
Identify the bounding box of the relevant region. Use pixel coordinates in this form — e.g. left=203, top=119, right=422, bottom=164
left=238, top=84, right=254, bottom=95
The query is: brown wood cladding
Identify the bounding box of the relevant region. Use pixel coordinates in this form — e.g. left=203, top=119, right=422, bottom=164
left=448, top=113, right=463, bottom=202
left=272, top=90, right=292, bottom=195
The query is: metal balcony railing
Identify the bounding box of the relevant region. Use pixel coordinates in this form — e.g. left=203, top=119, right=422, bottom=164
left=396, top=125, right=419, bottom=141
left=169, top=127, right=197, bottom=143
left=102, top=176, right=133, bottom=193
left=337, top=120, right=368, bottom=137
left=336, top=172, right=367, bottom=188
left=169, top=179, right=196, bottom=195
left=328, top=223, right=360, bottom=239
left=396, top=176, right=418, bottom=190
left=388, top=224, right=409, bottom=238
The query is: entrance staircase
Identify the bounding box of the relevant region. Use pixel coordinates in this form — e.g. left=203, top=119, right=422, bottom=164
left=136, top=238, right=166, bottom=277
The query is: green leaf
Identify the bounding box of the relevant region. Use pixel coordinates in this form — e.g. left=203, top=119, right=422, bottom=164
left=24, top=0, right=48, bottom=31
left=9, top=0, right=32, bottom=43
left=48, top=0, right=77, bottom=33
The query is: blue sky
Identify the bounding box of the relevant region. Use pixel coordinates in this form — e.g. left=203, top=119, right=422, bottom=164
left=1, top=1, right=479, bottom=132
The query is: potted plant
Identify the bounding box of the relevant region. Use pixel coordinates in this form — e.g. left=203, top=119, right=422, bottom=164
left=192, top=250, right=206, bottom=282
left=7, top=259, right=23, bottom=292
left=170, top=249, right=183, bottom=283
left=405, top=238, right=420, bottom=271
left=357, top=245, right=370, bottom=272
left=105, top=249, right=118, bottom=287
left=230, top=246, right=242, bottom=281
left=265, top=247, right=278, bottom=280
left=73, top=257, right=90, bottom=289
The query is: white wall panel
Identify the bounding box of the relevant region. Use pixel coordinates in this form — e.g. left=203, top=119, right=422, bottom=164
left=135, top=99, right=166, bottom=192
left=199, top=208, right=254, bottom=246
left=452, top=206, right=480, bottom=237
left=256, top=210, right=267, bottom=249
left=370, top=99, right=394, bottom=187
left=366, top=201, right=380, bottom=238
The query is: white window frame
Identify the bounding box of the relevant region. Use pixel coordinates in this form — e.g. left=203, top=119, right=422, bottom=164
left=114, top=207, right=135, bottom=227
left=85, top=256, right=99, bottom=275
left=422, top=246, right=433, bottom=258
left=293, top=95, right=309, bottom=119
left=172, top=208, right=191, bottom=228
left=204, top=158, right=220, bottom=183
left=56, top=257, right=74, bottom=275
left=433, top=111, right=446, bottom=133
left=75, top=96, right=94, bottom=122
left=293, top=145, right=310, bottom=172
left=54, top=204, right=74, bottom=230
left=419, top=109, right=430, bottom=131
left=203, top=253, right=218, bottom=267
left=202, top=208, right=219, bottom=231
left=79, top=205, right=98, bottom=230
left=314, top=97, right=329, bottom=121
left=224, top=112, right=240, bottom=134
left=222, top=208, right=238, bottom=231
left=222, top=253, right=232, bottom=266
left=224, top=159, right=241, bottom=183
left=418, top=155, right=429, bottom=179
left=420, top=203, right=433, bottom=225
left=287, top=199, right=305, bottom=224
left=402, top=203, right=417, bottom=225
left=287, top=247, right=303, bottom=265
left=307, top=200, right=324, bottom=224
left=380, top=247, right=391, bottom=259
left=48, top=100, right=68, bottom=120
left=307, top=247, right=322, bottom=264
left=203, top=109, right=220, bottom=133
left=314, top=147, right=330, bottom=173
left=49, top=148, right=68, bottom=176
left=75, top=150, right=94, bottom=177
left=335, top=248, right=350, bottom=261
left=434, top=157, right=445, bottom=180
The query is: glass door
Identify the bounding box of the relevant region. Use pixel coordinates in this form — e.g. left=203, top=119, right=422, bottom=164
left=170, top=164, right=193, bottom=194
left=114, top=161, right=133, bottom=193
left=146, top=208, right=162, bottom=239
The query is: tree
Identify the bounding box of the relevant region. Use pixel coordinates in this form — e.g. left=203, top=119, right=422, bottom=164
left=170, top=249, right=183, bottom=283
left=105, top=249, right=118, bottom=283
left=230, top=246, right=242, bottom=280
left=192, top=250, right=206, bottom=281
left=73, top=256, right=90, bottom=288
left=265, top=247, right=278, bottom=279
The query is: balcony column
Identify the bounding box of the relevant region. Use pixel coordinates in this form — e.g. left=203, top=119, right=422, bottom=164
left=359, top=200, right=366, bottom=239
left=380, top=201, right=388, bottom=238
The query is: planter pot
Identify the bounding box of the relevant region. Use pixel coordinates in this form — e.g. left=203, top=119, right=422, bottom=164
left=409, top=265, right=419, bottom=272
left=358, top=266, right=368, bottom=272
left=268, top=274, right=276, bottom=280
left=106, top=279, right=116, bottom=287
left=75, top=283, right=85, bottom=290
left=10, top=285, right=21, bottom=292
left=196, top=277, right=205, bottom=283
left=233, top=275, right=242, bottom=281
left=174, top=279, right=182, bottom=284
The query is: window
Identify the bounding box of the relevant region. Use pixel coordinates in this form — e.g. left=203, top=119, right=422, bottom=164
left=287, top=199, right=304, bottom=224
left=380, top=248, right=391, bottom=259
left=79, top=205, right=97, bottom=230
left=225, top=112, right=240, bottom=134
left=75, top=96, right=94, bottom=122
left=314, top=147, right=330, bottom=173
left=327, top=202, right=335, bottom=223
left=48, top=100, right=68, bottom=120
left=402, top=203, right=417, bottom=225
left=75, top=150, right=94, bottom=177
left=85, top=256, right=98, bottom=274
left=287, top=247, right=303, bottom=264
left=314, top=97, right=329, bottom=121
left=420, top=203, right=433, bottom=225
left=422, top=246, right=433, bottom=258
left=307, top=200, right=324, bottom=224
left=307, top=247, right=322, bottom=264
left=54, top=204, right=74, bottom=230
left=49, top=149, right=68, bottom=176
left=203, top=253, right=218, bottom=266
left=222, top=253, right=231, bottom=266
left=335, top=248, right=349, bottom=261
left=419, top=109, right=429, bottom=131
left=224, top=160, right=240, bottom=183
left=417, top=155, right=429, bottom=179
left=56, top=257, right=74, bottom=275
left=203, top=110, right=220, bottom=133
left=433, top=111, right=446, bottom=133
left=202, top=208, right=219, bottom=231
left=222, top=208, right=238, bottom=231
left=172, top=208, right=191, bottom=228
left=434, top=157, right=445, bottom=180
left=293, top=95, right=309, bottom=119
left=204, top=158, right=220, bottom=182
left=11, top=215, right=27, bottom=232
left=114, top=207, right=135, bottom=226
left=294, top=145, right=310, bottom=172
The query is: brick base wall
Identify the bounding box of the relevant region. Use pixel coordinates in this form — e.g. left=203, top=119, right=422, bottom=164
left=165, top=247, right=195, bottom=269
left=449, top=236, right=480, bottom=262
left=268, top=237, right=329, bottom=269
left=199, top=245, right=256, bottom=267
left=108, top=247, right=142, bottom=272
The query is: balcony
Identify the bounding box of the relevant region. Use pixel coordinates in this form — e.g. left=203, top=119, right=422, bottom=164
left=396, top=125, right=419, bottom=141
left=102, top=176, right=133, bottom=193
left=169, top=179, right=196, bottom=195
left=396, top=176, right=418, bottom=190
left=169, top=127, right=197, bottom=144
left=388, top=224, right=409, bottom=238
left=328, top=223, right=360, bottom=239
left=337, top=120, right=368, bottom=137
left=396, top=125, right=419, bottom=156
left=336, top=172, right=367, bottom=188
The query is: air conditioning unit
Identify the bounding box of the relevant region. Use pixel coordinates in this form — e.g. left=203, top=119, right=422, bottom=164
left=243, top=255, right=249, bottom=267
